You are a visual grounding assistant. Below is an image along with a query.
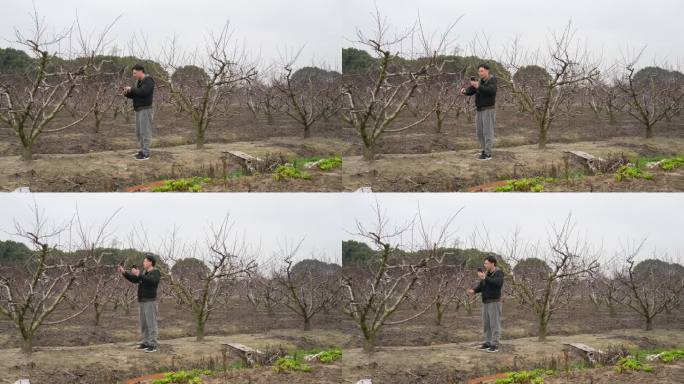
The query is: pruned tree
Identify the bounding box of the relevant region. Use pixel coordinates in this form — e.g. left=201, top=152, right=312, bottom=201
left=342, top=9, right=461, bottom=160
left=614, top=241, right=684, bottom=331
left=0, top=9, right=118, bottom=160
left=142, top=22, right=258, bottom=149
left=503, top=215, right=600, bottom=341
left=341, top=203, right=460, bottom=352
left=245, top=271, right=281, bottom=316
left=475, top=22, right=600, bottom=148
left=0, top=204, right=119, bottom=353
left=274, top=239, right=341, bottom=330
left=156, top=214, right=257, bottom=341
left=274, top=49, right=342, bottom=138
left=615, top=49, right=684, bottom=138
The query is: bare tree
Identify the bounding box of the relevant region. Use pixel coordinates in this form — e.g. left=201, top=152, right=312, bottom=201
left=274, top=49, right=341, bottom=138
left=0, top=205, right=118, bottom=353
left=475, top=22, right=600, bottom=148
left=142, top=22, right=258, bottom=149
left=274, top=239, right=341, bottom=330
left=156, top=214, right=257, bottom=341
left=245, top=271, right=281, bottom=316
left=341, top=204, right=460, bottom=352
left=615, top=49, right=684, bottom=138
left=342, top=9, right=461, bottom=160
left=614, top=241, right=684, bottom=331
left=0, top=9, right=118, bottom=160
left=503, top=216, right=600, bottom=341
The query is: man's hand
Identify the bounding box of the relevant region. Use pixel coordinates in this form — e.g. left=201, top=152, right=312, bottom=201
left=470, top=80, right=479, bottom=89
left=477, top=271, right=485, bottom=280
left=467, top=288, right=475, bottom=295
left=131, top=267, right=140, bottom=276
left=121, top=86, right=131, bottom=95
left=116, top=265, right=124, bottom=274
left=460, top=87, right=467, bottom=95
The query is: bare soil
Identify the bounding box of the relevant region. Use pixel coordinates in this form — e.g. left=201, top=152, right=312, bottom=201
left=0, top=107, right=682, bottom=192
left=1, top=299, right=682, bottom=383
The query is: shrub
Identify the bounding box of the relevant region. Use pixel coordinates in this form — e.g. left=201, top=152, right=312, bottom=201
left=318, top=348, right=343, bottom=363
left=659, top=348, right=684, bottom=363
left=658, top=157, right=684, bottom=171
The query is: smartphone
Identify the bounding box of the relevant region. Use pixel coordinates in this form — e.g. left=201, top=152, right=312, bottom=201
left=477, top=267, right=484, bottom=273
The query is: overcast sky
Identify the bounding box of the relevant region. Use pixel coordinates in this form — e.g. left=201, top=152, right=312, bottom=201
left=343, top=0, right=684, bottom=68
left=1, top=193, right=681, bottom=267
left=0, top=0, right=343, bottom=71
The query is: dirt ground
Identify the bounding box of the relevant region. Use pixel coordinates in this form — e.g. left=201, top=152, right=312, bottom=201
left=1, top=298, right=682, bottom=383
left=0, top=107, right=682, bottom=192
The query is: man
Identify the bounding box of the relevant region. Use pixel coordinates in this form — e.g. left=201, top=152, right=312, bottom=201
left=122, top=64, right=155, bottom=161
left=117, top=253, right=161, bottom=352
left=460, top=64, right=498, bottom=161
left=467, top=255, right=504, bottom=353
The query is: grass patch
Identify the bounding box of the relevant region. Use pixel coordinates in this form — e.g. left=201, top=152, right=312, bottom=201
left=273, top=164, right=311, bottom=181
left=660, top=349, right=684, bottom=363
left=658, top=157, right=684, bottom=171
left=615, top=165, right=653, bottom=182
left=317, top=156, right=343, bottom=171
left=495, top=177, right=556, bottom=192
left=224, top=170, right=244, bottom=180
left=293, top=347, right=343, bottom=364
left=273, top=356, right=311, bottom=373
left=495, top=369, right=554, bottom=384
left=152, top=177, right=212, bottom=192
left=152, top=369, right=214, bottom=384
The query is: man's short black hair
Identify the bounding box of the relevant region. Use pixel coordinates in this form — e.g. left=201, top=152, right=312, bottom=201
left=478, top=63, right=490, bottom=71
left=484, top=255, right=497, bottom=265
left=132, top=63, right=145, bottom=73
left=144, top=253, right=156, bottom=266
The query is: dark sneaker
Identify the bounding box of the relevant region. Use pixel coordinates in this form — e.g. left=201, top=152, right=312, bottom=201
left=477, top=153, right=492, bottom=161
left=477, top=343, right=491, bottom=350
left=135, top=343, right=148, bottom=350
left=135, top=153, right=150, bottom=161
left=144, top=346, right=158, bottom=353
left=475, top=150, right=485, bottom=157
left=132, top=151, right=142, bottom=158
left=487, top=345, right=499, bottom=353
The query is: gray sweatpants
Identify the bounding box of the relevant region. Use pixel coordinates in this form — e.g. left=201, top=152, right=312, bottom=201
left=135, top=108, right=153, bottom=156
left=476, top=108, right=496, bottom=156
left=139, top=300, right=158, bottom=348
left=483, top=301, right=502, bottom=347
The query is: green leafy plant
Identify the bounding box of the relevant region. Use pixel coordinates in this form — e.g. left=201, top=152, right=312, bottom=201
left=318, top=348, right=343, bottom=363
left=495, top=177, right=556, bottom=192
left=658, top=157, right=684, bottom=171
left=615, top=357, right=653, bottom=373
left=152, top=177, right=212, bottom=192
left=495, top=369, right=554, bottom=384
left=615, top=165, right=653, bottom=182
left=317, top=156, right=343, bottom=171
left=273, top=356, right=311, bottom=373
left=273, top=165, right=311, bottom=181
left=659, top=348, right=684, bottom=363
left=152, top=369, right=214, bottom=384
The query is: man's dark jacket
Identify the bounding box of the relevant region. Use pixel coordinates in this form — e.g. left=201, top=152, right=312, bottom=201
left=464, top=76, right=497, bottom=111
left=125, top=75, right=155, bottom=111
left=123, top=268, right=161, bottom=302
left=473, top=268, right=504, bottom=303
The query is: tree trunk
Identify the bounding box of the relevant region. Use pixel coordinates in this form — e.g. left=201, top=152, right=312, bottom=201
left=363, top=145, right=376, bottom=161
left=435, top=305, right=444, bottom=326
left=538, top=123, right=548, bottom=149
left=363, top=333, right=376, bottom=353
left=645, top=123, right=654, bottom=139
left=196, top=319, right=206, bottom=341
left=303, top=316, right=311, bottom=331
left=20, top=336, right=33, bottom=354
left=538, top=317, right=548, bottom=341
left=303, top=124, right=311, bottom=139
left=645, top=316, right=653, bottom=331
left=21, top=145, right=33, bottom=161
